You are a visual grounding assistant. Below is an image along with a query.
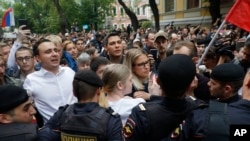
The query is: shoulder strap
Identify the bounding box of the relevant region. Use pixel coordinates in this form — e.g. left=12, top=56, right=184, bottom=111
left=206, top=100, right=229, bottom=141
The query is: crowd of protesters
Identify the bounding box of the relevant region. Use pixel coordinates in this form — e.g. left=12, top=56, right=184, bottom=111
left=1, top=21, right=250, bottom=141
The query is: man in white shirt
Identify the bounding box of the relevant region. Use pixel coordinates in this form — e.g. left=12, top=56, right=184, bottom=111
left=23, top=39, right=77, bottom=124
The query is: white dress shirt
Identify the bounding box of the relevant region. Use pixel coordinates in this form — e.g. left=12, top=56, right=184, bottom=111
left=23, top=66, right=77, bottom=123
left=108, top=96, right=145, bottom=125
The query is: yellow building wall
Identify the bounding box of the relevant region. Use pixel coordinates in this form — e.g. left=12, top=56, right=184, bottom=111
left=157, top=0, right=233, bottom=27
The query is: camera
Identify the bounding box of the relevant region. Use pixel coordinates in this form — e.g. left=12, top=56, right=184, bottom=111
left=214, top=39, right=235, bottom=60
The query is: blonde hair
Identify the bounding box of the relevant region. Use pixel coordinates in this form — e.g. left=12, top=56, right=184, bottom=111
left=99, top=64, right=131, bottom=108
left=62, top=40, right=74, bottom=50
left=45, top=35, right=62, bottom=46
left=98, top=92, right=109, bottom=108
left=123, top=48, right=146, bottom=90
left=102, top=64, right=131, bottom=93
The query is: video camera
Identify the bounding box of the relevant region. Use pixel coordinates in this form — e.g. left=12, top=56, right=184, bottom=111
left=214, top=38, right=235, bottom=60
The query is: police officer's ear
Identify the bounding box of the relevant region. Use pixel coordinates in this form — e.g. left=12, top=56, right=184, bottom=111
left=224, top=84, right=232, bottom=94
left=0, top=114, right=13, bottom=124
left=96, top=87, right=102, bottom=96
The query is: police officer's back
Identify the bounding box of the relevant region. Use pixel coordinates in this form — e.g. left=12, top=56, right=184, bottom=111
left=123, top=54, right=197, bottom=141
left=0, top=85, right=37, bottom=141
left=38, top=70, right=123, bottom=141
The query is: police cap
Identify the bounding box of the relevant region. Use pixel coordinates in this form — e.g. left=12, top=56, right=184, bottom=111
left=74, top=70, right=103, bottom=87
left=211, top=63, right=244, bottom=82
left=0, top=85, right=29, bottom=113
left=158, top=54, right=196, bottom=90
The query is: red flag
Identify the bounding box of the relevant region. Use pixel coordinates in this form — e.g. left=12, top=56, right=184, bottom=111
left=225, top=0, right=250, bottom=32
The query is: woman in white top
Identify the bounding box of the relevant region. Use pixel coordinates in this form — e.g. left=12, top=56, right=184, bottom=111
left=102, top=64, right=145, bottom=125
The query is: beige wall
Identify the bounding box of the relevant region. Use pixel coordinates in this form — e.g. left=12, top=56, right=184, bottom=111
left=157, top=0, right=234, bottom=28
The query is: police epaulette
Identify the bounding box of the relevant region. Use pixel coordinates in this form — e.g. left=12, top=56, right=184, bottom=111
left=138, top=104, right=146, bottom=111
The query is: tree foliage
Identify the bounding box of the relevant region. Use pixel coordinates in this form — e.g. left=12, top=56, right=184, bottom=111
left=140, top=21, right=152, bottom=29
left=10, top=0, right=114, bottom=33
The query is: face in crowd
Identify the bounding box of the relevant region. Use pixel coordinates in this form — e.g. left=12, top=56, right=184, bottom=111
left=105, top=35, right=123, bottom=57
left=15, top=48, right=35, bottom=73
left=35, top=41, right=61, bottom=74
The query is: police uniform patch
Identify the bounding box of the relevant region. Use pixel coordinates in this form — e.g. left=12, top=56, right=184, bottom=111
left=123, top=118, right=136, bottom=138
left=61, top=132, right=97, bottom=141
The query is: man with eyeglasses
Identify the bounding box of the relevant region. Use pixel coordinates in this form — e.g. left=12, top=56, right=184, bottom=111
left=14, top=47, right=35, bottom=84
left=0, top=85, right=37, bottom=141
left=6, top=25, right=31, bottom=77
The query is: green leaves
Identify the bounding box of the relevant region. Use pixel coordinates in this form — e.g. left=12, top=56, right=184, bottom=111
left=12, top=0, right=114, bottom=33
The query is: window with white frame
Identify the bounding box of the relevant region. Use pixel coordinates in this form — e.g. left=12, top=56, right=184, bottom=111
left=137, top=8, right=140, bottom=15
left=165, top=0, right=174, bottom=12
left=120, top=8, right=124, bottom=16
left=143, top=6, right=146, bottom=15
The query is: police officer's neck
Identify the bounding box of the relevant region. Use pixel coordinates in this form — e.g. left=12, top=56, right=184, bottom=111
left=164, top=93, right=186, bottom=100
left=78, top=97, right=98, bottom=103
left=218, top=93, right=237, bottom=101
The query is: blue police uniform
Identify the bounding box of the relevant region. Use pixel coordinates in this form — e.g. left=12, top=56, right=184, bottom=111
left=176, top=99, right=250, bottom=141
left=38, top=102, right=123, bottom=141
left=123, top=97, right=197, bottom=141
left=217, top=94, right=241, bottom=103
left=0, top=123, right=37, bottom=141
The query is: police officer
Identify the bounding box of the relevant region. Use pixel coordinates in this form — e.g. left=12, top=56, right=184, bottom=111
left=123, top=54, right=197, bottom=141
left=0, top=85, right=37, bottom=141
left=38, top=70, right=123, bottom=141
left=175, top=64, right=250, bottom=141
left=208, top=63, right=244, bottom=103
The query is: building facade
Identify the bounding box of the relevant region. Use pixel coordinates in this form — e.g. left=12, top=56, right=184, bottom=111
left=105, top=0, right=152, bottom=30
left=157, top=0, right=235, bottom=28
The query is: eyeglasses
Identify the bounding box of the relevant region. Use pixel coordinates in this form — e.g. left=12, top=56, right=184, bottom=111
left=133, top=60, right=150, bottom=68
left=16, top=56, right=33, bottom=62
